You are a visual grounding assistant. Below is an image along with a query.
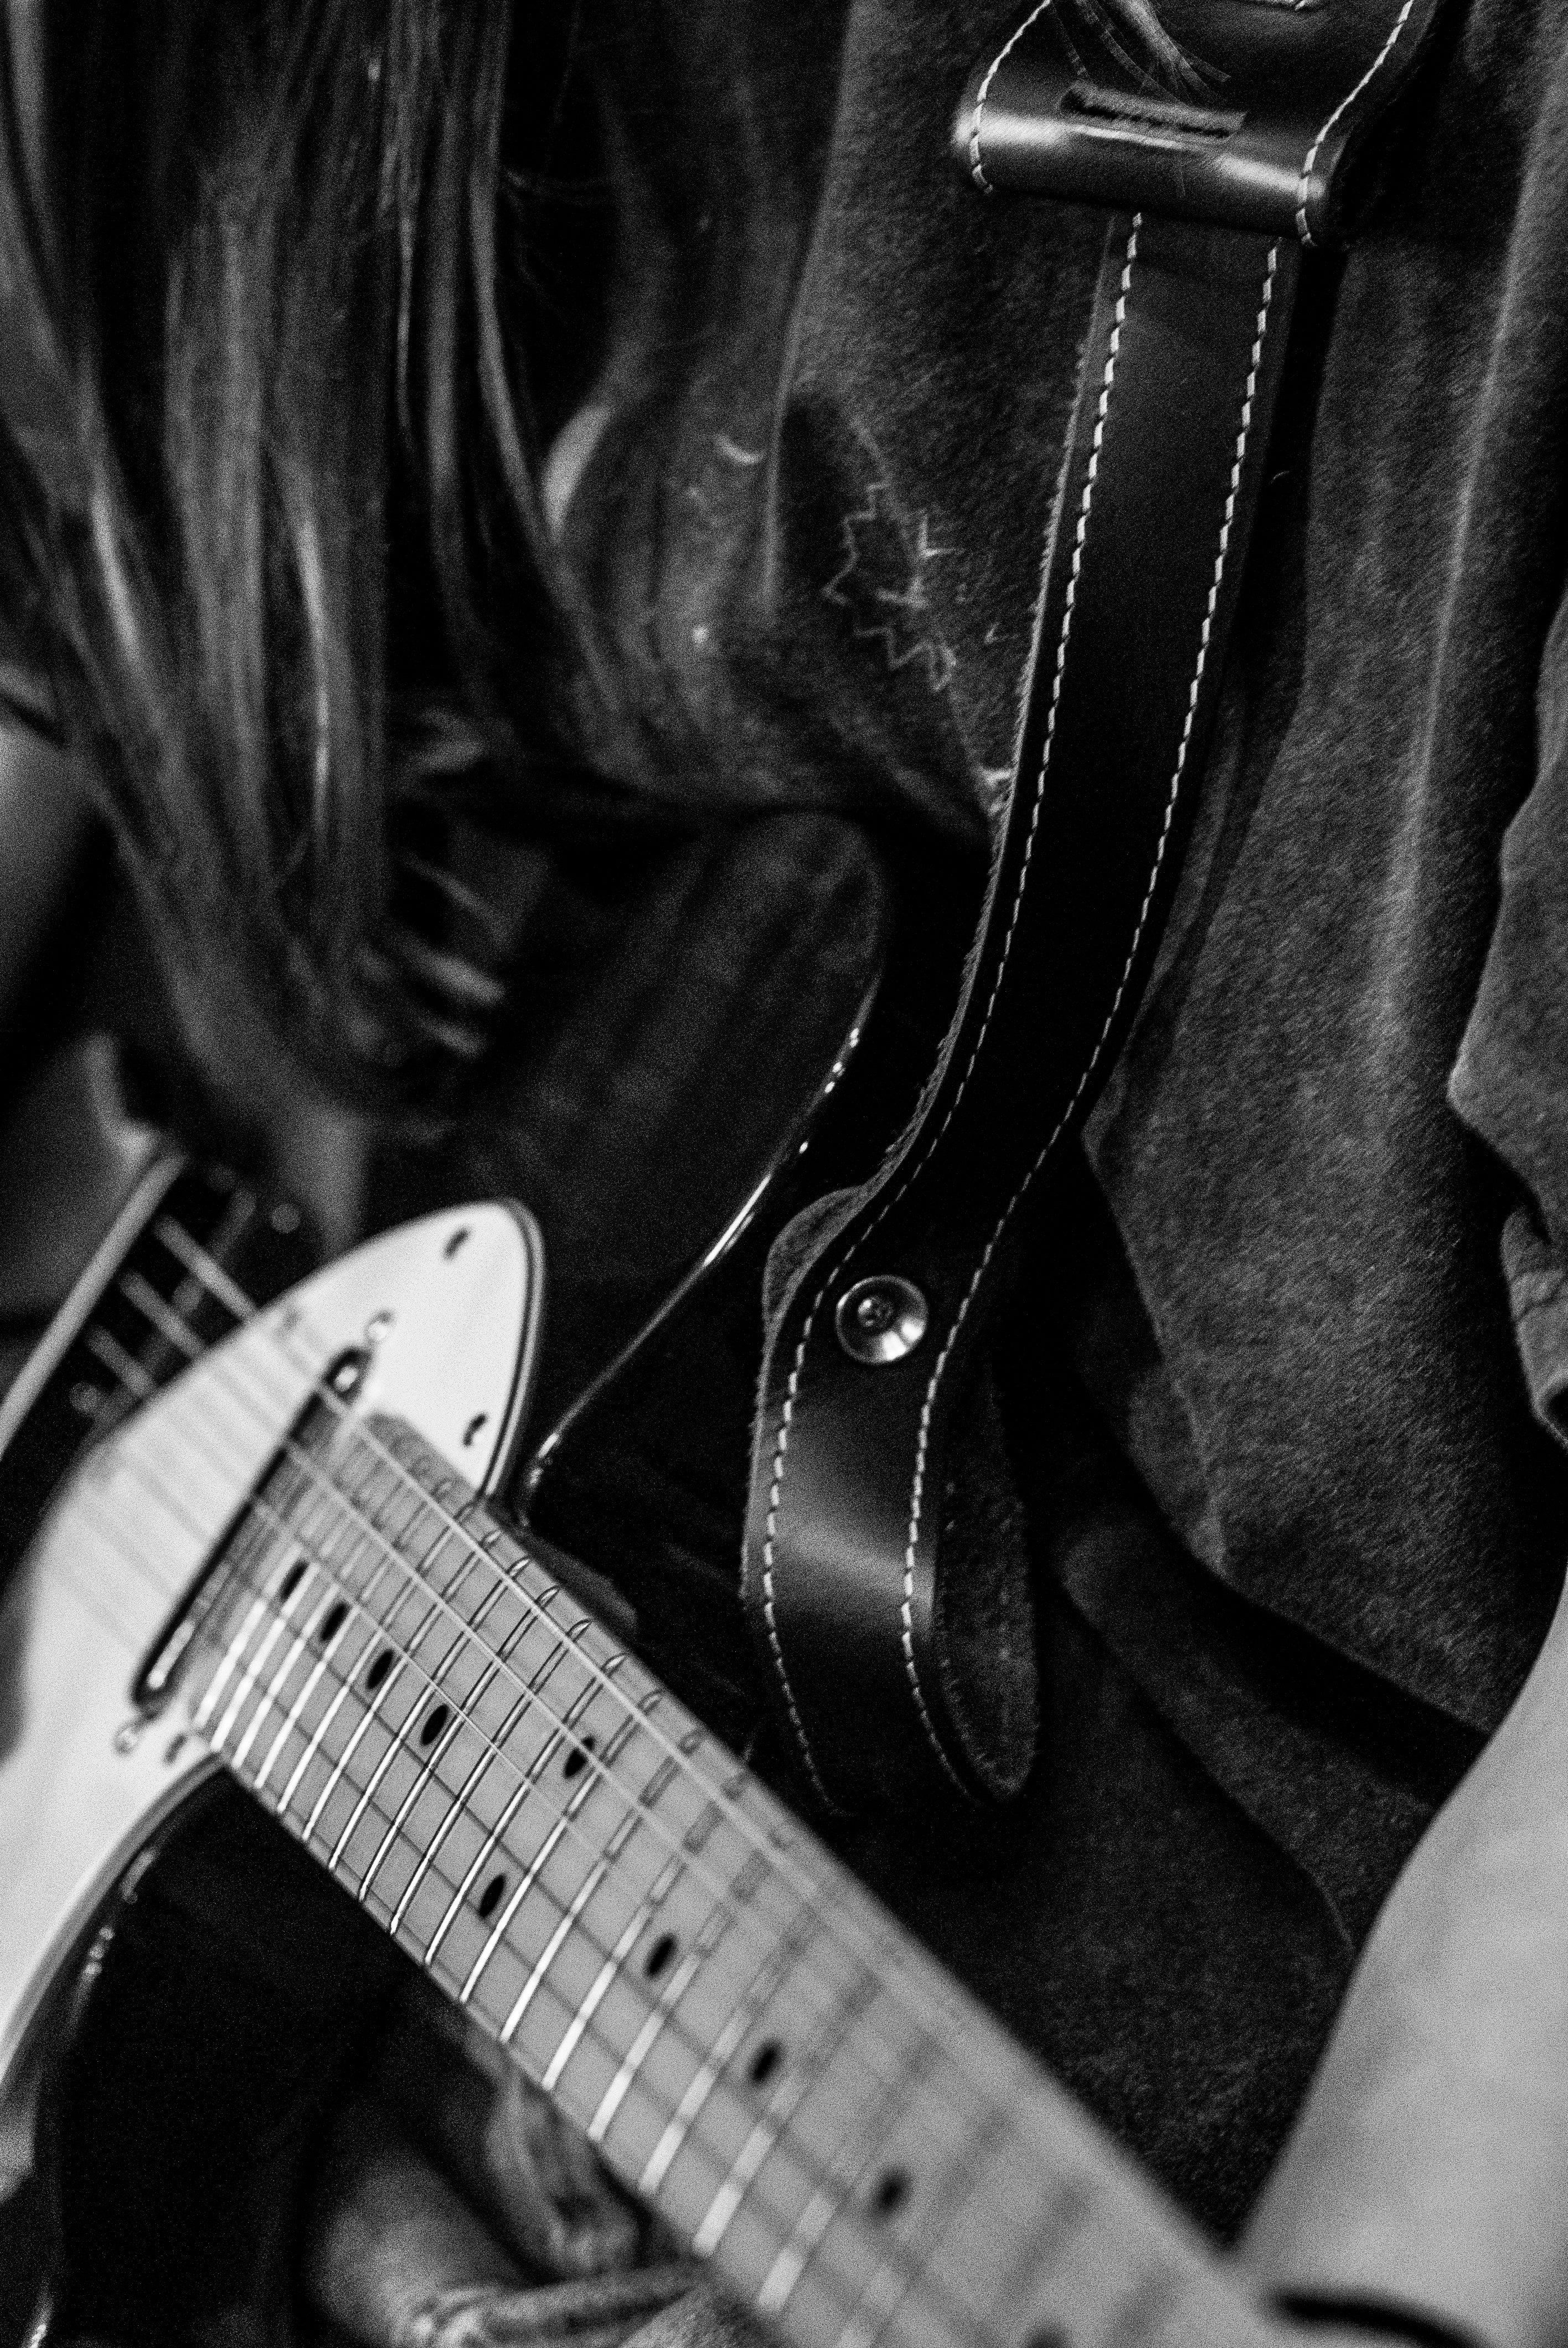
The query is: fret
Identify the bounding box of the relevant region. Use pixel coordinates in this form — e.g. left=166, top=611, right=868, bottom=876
left=348, top=1575, right=518, bottom=1898
left=586, top=1933, right=716, bottom=2149
left=483, top=1714, right=761, bottom=2110
left=390, top=1747, right=514, bottom=1939
left=271, top=1579, right=412, bottom=1815
left=896, top=2113, right=1065, bottom=2348
left=204, top=1464, right=354, bottom=1754
left=285, top=1502, right=506, bottom=1844
left=209, top=1425, right=895, bottom=2104
left=636, top=1903, right=838, bottom=2209
left=537, top=1846, right=691, bottom=2095
left=686, top=1962, right=881, bottom=2262
left=421, top=1761, right=538, bottom=1972
left=591, top=1897, right=798, bottom=2169
left=252, top=1614, right=362, bottom=1795
left=247, top=1634, right=561, bottom=1963
left=323, top=1619, right=473, bottom=1882
left=272, top=1660, right=359, bottom=1814
left=349, top=1470, right=439, bottom=1572
left=762, top=2033, right=1009, bottom=2348
left=300, top=1632, right=426, bottom=1841
left=386, top=1598, right=536, bottom=1933
left=416, top=1649, right=576, bottom=1873
left=179, top=1410, right=1078, bottom=2348
left=247, top=1551, right=396, bottom=1795
left=183, top=1481, right=292, bottom=1669
left=498, top=1856, right=610, bottom=2046
left=458, top=1811, right=574, bottom=2006
left=226, top=1575, right=349, bottom=1772
left=209, top=1564, right=320, bottom=1756
left=458, top=1701, right=610, bottom=1954
left=755, top=2033, right=936, bottom=2323
left=319, top=1466, right=443, bottom=1604
left=586, top=1850, right=798, bottom=2151
left=154, top=1381, right=1292, bottom=2348
left=716, top=2084, right=986, bottom=2348
left=291, top=1521, right=469, bottom=1813
left=222, top=1476, right=373, bottom=1765
left=353, top=1682, right=469, bottom=1907
left=417, top=1622, right=579, bottom=1965
left=294, top=1450, right=968, bottom=2304
left=193, top=1517, right=314, bottom=1738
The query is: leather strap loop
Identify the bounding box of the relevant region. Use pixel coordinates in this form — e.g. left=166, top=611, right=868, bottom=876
left=741, top=0, right=1459, bottom=1818
left=954, top=0, right=1453, bottom=245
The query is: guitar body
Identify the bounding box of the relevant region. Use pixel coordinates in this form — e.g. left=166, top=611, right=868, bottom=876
left=0, top=1157, right=1277, bottom=2348
left=0, top=1192, right=543, bottom=2331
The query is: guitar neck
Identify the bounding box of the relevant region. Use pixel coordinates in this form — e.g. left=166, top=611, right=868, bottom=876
left=178, top=1399, right=1278, bottom=2348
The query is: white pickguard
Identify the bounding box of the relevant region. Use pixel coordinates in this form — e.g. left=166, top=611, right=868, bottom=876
left=0, top=1200, right=543, bottom=2197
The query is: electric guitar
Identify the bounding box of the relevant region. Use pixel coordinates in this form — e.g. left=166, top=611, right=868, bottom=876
left=0, top=1146, right=1296, bottom=2348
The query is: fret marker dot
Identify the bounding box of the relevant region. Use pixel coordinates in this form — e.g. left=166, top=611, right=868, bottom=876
left=478, top=1872, right=508, bottom=1920
left=644, top=1932, right=678, bottom=1981
left=318, top=1601, right=348, bottom=1643
left=1023, top=2332, right=1069, bottom=2348
left=280, top=1562, right=306, bottom=1601
left=365, top=1649, right=393, bottom=1692
left=871, top=2169, right=910, bottom=2218
left=420, top=1703, right=451, bottom=1747
left=563, top=1736, right=596, bottom=1781
left=747, top=2040, right=782, bottom=2088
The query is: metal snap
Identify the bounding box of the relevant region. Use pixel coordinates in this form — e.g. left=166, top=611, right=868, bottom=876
left=835, top=1276, right=929, bottom=1366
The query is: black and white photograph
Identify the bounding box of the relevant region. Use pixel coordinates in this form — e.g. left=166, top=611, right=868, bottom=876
left=0, top=6, right=1557, bottom=2346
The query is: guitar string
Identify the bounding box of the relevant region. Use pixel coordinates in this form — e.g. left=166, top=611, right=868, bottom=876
left=67, top=1221, right=1070, bottom=2328
left=93, top=1333, right=951, bottom=2108
left=114, top=1261, right=1072, bottom=2347
left=62, top=1329, right=1018, bottom=2348
left=109, top=1401, right=1003, bottom=2200
left=108, top=1230, right=1010, bottom=2078
left=112, top=1181, right=1058, bottom=2266
left=61, top=1463, right=1010, bottom=2348
left=151, top=1227, right=1008, bottom=2074
left=65, top=1232, right=1142, bottom=2348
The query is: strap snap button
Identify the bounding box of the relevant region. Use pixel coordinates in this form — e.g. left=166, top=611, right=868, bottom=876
left=835, top=1276, right=929, bottom=1366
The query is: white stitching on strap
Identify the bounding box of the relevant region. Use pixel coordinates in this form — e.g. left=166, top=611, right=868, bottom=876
left=1294, top=0, right=1419, bottom=244
left=759, top=221, right=1143, bottom=1796
left=968, top=0, right=1055, bottom=193
left=905, top=241, right=1283, bottom=1706
left=757, top=1299, right=839, bottom=1813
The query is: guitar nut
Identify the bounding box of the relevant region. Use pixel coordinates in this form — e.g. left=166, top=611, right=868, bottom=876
left=835, top=1276, right=929, bottom=1365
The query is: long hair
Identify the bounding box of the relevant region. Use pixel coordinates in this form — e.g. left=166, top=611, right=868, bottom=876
left=0, top=0, right=1193, bottom=1103
left=0, top=0, right=601, bottom=1098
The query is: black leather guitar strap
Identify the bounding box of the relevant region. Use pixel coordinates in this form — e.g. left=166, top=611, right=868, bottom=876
left=741, top=0, right=1455, bottom=1816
